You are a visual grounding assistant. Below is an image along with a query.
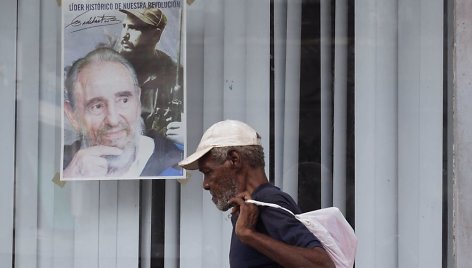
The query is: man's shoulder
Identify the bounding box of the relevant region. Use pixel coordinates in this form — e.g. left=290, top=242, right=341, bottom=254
left=138, top=50, right=182, bottom=86
left=253, top=183, right=288, bottom=201
left=253, top=183, right=300, bottom=213
left=151, top=133, right=181, bottom=154
left=150, top=50, right=180, bottom=69
left=154, top=49, right=175, bottom=60
left=140, top=133, right=183, bottom=176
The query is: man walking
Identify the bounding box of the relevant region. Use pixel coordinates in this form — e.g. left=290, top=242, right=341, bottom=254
left=179, top=120, right=334, bottom=267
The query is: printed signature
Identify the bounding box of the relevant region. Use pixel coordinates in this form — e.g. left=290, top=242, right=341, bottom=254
left=65, top=11, right=120, bottom=32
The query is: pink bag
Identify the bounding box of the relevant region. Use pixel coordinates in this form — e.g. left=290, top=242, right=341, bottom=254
left=246, top=200, right=357, bottom=268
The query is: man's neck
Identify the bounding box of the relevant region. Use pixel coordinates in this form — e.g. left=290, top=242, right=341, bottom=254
left=123, top=47, right=156, bottom=63
left=122, top=51, right=156, bottom=84
left=243, top=167, right=269, bottom=195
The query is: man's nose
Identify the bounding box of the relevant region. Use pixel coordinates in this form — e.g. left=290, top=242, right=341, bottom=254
left=203, top=178, right=210, bottom=191
left=104, top=104, right=120, bottom=126
left=122, top=31, right=130, bottom=41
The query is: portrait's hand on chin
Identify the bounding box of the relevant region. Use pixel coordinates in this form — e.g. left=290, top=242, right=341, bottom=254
left=63, top=145, right=123, bottom=178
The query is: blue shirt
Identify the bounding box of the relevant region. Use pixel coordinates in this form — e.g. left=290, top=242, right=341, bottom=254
left=229, top=183, right=322, bottom=268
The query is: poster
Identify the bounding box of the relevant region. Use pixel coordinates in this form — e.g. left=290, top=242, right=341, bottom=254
left=61, top=0, right=185, bottom=181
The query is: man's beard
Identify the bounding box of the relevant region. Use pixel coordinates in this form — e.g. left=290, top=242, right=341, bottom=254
left=117, top=39, right=134, bottom=54
left=116, top=41, right=139, bottom=60
left=81, top=121, right=143, bottom=176
left=103, top=140, right=136, bottom=175
left=116, top=42, right=150, bottom=65
left=212, top=179, right=238, bottom=212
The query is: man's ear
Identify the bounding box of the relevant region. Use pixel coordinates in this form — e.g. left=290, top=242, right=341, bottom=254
left=227, top=150, right=242, bottom=169
left=153, top=29, right=163, bottom=43
left=64, top=101, right=81, bottom=132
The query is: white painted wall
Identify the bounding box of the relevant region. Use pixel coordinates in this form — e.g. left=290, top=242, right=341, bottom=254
left=454, top=1, right=472, bottom=267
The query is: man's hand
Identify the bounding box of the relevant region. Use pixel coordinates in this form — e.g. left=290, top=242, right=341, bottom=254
left=63, top=146, right=123, bottom=178
left=165, top=121, right=184, bottom=144
left=229, top=192, right=260, bottom=242
left=229, top=192, right=336, bottom=268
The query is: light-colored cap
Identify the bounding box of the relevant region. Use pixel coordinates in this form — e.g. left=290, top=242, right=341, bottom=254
left=179, top=120, right=261, bottom=170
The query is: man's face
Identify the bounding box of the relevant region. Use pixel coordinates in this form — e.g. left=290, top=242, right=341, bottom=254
left=71, top=61, right=141, bottom=149
left=120, top=15, right=159, bottom=55
left=198, top=153, right=239, bottom=211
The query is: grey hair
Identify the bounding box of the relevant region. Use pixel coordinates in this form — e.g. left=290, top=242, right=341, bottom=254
left=210, top=145, right=265, bottom=168
left=65, top=47, right=139, bottom=108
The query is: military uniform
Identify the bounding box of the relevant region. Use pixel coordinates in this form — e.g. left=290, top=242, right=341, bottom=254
left=132, top=49, right=184, bottom=137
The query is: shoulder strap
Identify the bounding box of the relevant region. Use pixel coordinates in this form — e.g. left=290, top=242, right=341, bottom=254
left=245, top=199, right=295, bottom=216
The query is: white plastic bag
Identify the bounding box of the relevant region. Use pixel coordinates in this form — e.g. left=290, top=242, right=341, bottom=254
left=246, top=200, right=357, bottom=268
